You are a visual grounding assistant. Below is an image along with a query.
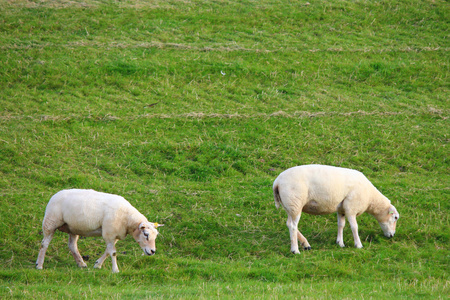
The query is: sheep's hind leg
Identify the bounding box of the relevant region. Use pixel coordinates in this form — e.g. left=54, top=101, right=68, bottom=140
left=36, top=218, right=63, bottom=269
left=347, top=215, right=363, bottom=248
left=36, top=231, right=54, bottom=269
left=287, top=214, right=302, bottom=254
left=68, top=234, right=87, bottom=268
left=336, top=212, right=346, bottom=247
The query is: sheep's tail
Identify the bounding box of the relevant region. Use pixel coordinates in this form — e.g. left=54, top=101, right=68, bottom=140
left=273, top=182, right=282, bottom=209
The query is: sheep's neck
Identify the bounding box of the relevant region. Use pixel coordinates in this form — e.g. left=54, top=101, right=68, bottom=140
left=126, top=208, right=148, bottom=235
left=366, top=193, right=390, bottom=220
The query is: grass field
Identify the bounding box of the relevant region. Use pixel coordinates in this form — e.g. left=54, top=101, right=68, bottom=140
left=0, top=0, right=448, bottom=298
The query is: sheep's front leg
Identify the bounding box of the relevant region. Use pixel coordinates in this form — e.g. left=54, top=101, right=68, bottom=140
left=336, top=213, right=346, bottom=247
left=93, top=252, right=108, bottom=270
left=68, top=234, right=87, bottom=268
left=287, top=214, right=303, bottom=254
left=297, top=230, right=311, bottom=250
left=347, top=215, right=363, bottom=248
left=108, top=242, right=120, bottom=273
left=94, top=240, right=119, bottom=273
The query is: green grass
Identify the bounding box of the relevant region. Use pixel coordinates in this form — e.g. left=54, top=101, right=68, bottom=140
left=0, top=0, right=449, bottom=298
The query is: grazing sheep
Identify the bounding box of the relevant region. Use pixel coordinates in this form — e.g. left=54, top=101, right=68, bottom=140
left=36, top=189, right=163, bottom=273
left=273, top=165, right=399, bottom=253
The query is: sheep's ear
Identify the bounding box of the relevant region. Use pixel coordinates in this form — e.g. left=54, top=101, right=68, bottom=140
left=389, top=205, right=398, bottom=214
left=388, top=205, right=399, bottom=219
left=154, top=223, right=164, bottom=228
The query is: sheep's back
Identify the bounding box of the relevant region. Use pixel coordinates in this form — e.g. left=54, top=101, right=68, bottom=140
left=46, top=189, right=131, bottom=233
left=275, top=165, right=372, bottom=215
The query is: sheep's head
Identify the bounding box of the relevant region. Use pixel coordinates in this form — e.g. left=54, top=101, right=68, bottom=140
left=378, top=205, right=399, bottom=238
left=133, top=222, right=163, bottom=256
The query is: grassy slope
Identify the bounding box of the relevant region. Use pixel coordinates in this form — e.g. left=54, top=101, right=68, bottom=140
left=0, top=0, right=448, bottom=298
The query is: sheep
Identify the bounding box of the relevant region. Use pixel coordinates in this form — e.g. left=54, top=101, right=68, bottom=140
left=36, top=189, right=163, bottom=273
left=273, top=164, right=399, bottom=253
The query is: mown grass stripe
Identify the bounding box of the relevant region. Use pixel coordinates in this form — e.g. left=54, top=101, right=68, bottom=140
left=2, top=107, right=448, bottom=122
left=0, top=110, right=432, bottom=122
left=1, top=41, right=448, bottom=54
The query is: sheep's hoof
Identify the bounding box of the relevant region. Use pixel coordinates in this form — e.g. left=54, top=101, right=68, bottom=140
left=304, top=246, right=311, bottom=250
left=291, top=250, right=301, bottom=254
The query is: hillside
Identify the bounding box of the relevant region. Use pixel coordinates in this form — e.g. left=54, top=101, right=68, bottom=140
left=0, top=0, right=448, bottom=298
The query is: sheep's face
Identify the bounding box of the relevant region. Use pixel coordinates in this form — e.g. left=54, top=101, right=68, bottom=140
left=378, top=205, right=399, bottom=238
left=133, top=222, right=163, bottom=256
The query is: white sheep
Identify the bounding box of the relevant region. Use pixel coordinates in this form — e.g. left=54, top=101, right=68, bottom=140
left=36, top=189, right=163, bottom=273
left=273, top=165, right=399, bottom=253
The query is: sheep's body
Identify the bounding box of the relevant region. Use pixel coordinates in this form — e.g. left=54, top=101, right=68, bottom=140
left=36, top=189, right=162, bottom=273
left=273, top=165, right=399, bottom=253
